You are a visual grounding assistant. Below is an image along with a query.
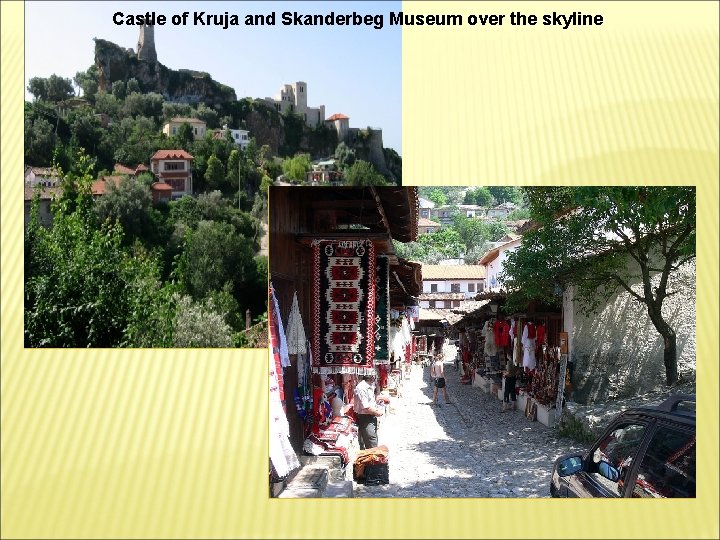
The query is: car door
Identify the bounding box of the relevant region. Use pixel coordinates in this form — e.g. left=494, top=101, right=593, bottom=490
left=630, top=421, right=696, bottom=498
left=564, top=417, right=652, bottom=497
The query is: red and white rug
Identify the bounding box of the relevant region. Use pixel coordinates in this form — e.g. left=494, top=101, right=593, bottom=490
left=312, top=239, right=376, bottom=375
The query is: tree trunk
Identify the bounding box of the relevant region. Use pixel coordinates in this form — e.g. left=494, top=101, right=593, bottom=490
left=663, top=332, right=678, bottom=386
left=647, top=304, right=678, bottom=386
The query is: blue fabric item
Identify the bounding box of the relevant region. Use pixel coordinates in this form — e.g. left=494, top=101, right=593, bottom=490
left=270, top=282, right=291, bottom=368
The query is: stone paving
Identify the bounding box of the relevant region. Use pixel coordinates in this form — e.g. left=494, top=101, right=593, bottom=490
left=353, top=347, right=587, bottom=498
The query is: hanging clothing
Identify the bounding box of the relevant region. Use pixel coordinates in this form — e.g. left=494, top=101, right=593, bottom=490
left=270, top=283, right=291, bottom=368
left=494, top=319, right=511, bottom=348
left=536, top=324, right=546, bottom=345
left=270, top=346, right=300, bottom=478
left=525, top=322, right=537, bottom=340
left=390, top=327, right=404, bottom=362
left=521, top=323, right=537, bottom=370
left=285, top=291, right=307, bottom=356
left=402, top=317, right=412, bottom=344
left=483, top=319, right=498, bottom=357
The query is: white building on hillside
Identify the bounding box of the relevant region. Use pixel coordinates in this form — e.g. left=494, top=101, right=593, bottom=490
left=419, top=264, right=486, bottom=309
left=212, top=125, right=250, bottom=149
left=478, top=234, right=522, bottom=291
left=418, top=197, right=435, bottom=219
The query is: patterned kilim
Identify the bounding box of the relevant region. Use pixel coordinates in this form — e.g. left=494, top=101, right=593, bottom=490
left=312, top=239, right=376, bottom=375
left=374, top=255, right=390, bottom=364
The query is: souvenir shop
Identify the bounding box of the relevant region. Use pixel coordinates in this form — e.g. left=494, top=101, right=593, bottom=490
left=452, top=298, right=569, bottom=426
left=268, top=187, right=421, bottom=492
left=413, top=308, right=452, bottom=366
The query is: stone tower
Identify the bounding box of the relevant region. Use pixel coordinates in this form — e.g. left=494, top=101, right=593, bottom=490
left=137, top=24, right=157, bottom=62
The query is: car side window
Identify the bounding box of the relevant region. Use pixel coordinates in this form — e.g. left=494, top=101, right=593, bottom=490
left=632, top=426, right=695, bottom=498
left=590, top=423, right=646, bottom=496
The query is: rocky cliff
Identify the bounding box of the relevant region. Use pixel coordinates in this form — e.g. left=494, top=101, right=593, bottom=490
left=94, top=38, right=236, bottom=106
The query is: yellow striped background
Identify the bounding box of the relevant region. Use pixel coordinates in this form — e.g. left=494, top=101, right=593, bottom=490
left=3, top=1, right=718, bottom=538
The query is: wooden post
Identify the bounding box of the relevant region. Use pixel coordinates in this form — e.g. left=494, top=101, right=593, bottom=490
left=555, top=353, right=568, bottom=426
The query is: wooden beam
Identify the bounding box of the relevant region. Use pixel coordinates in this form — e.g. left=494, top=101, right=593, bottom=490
left=369, top=186, right=392, bottom=235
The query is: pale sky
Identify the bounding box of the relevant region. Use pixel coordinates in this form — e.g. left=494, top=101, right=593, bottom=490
left=25, top=1, right=402, bottom=153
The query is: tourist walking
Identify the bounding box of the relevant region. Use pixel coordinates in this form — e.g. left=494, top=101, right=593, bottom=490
left=430, top=355, right=451, bottom=405
left=502, top=353, right=519, bottom=412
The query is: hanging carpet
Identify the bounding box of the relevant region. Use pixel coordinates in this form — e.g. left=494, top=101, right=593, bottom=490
left=374, top=255, right=391, bottom=364
left=312, top=239, right=376, bottom=375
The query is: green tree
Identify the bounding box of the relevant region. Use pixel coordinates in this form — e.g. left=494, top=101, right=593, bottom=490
left=171, top=295, right=234, bottom=347
left=464, top=187, right=493, bottom=206
left=24, top=109, right=57, bottom=165
left=280, top=112, right=305, bottom=156
left=122, top=92, right=164, bottom=119
left=396, top=228, right=465, bottom=263
left=169, top=195, right=202, bottom=229
left=111, top=80, right=127, bottom=100
left=27, top=74, right=74, bottom=102
left=95, top=176, right=156, bottom=245
left=174, top=122, right=195, bottom=150
left=177, top=220, right=257, bottom=301
left=485, top=220, right=510, bottom=241
left=226, top=148, right=240, bottom=190
left=259, top=174, right=273, bottom=195
left=419, top=187, right=464, bottom=205
left=334, top=142, right=356, bottom=170
left=66, top=107, right=102, bottom=156
left=506, top=208, right=531, bottom=221
left=193, top=103, right=219, bottom=128
left=126, top=77, right=141, bottom=94
left=162, top=102, right=192, bottom=122
left=503, top=187, right=695, bottom=386
left=94, top=92, right=121, bottom=119
left=428, top=188, right=448, bottom=206
left=453, top=214, right=492, bottom=252
left=204, top=154, right=225, bottom=191
left=488, top=186, right=522, bottom=205
left=281, top=154, right=311, bottom=183
left=112, top=116, right=162, bottom=166
left=74, top=67, right=99, bottom=101
left=344, top=160, right=387, bottom=186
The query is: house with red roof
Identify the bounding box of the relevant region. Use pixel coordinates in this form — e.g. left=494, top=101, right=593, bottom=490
left=325, top=113, right=350, bottom=141
left=150, top=149, right=194, bottom=199
left=90, top=175, right=123, bottom=197
left=113, top=163, right=149, bottom=177
left=150, top=182, right=173, bottom=204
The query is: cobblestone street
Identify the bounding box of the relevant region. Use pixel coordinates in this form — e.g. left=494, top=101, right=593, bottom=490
left=354, top=347, right=587, bottom=498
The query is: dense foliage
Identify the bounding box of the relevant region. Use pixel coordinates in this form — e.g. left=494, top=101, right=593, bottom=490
left=25, top=152, right=267, bottom=348
left=394, top=191, right=518, bottom=264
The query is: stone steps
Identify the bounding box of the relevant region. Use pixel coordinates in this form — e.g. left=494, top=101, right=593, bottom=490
left=276, top=455, right=354, bottom=498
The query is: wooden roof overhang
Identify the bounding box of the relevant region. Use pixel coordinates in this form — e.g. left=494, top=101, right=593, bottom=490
left=295, top=186, right=419, bottom=263
left=389, top=258, right=422, bottom=309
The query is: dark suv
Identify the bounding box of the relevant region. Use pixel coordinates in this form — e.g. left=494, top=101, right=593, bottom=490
left=551, top=394, right=695, bottom=498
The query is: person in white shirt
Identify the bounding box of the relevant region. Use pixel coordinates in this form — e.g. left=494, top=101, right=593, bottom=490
left=353, top=374, right=383, bottom=449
